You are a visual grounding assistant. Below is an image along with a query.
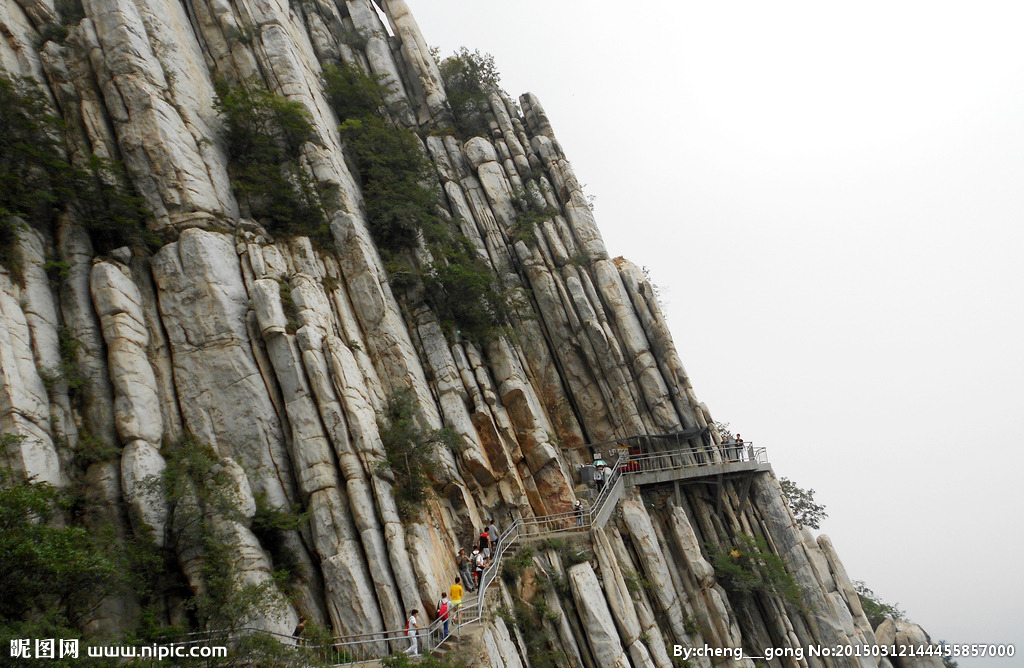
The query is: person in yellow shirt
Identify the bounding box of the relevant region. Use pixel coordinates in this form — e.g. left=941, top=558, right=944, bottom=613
left=449, top=576, right=464, bottom=627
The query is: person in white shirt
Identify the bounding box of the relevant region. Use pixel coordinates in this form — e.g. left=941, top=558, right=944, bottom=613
left=405, top=609, right=420, bottom=656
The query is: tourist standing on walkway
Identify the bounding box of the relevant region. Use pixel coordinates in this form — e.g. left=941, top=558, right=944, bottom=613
left=574, top=499, right=584, bottom=527
left=456, top=548, right=475, bottom=592
left=472, top=547, right=485, bottom=589
left=487, top=519, right=500, bottom=554
left=479, top=527, right=491, bottom=560
left=405, top=609, right=420, bottom=656
left=450, top=576, right=464, bottom=625
left=436, top=593, right=450, bottom=639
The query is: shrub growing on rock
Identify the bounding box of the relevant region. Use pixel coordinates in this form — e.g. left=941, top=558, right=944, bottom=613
left=339, top=115, right=444, bottom=253
left=779, top=476, right=828, bottom=529
left=215, top=79, right=333, bottom=243
left=322, top=61, right=390, bottom=122
left=438, top=48, right=501, bottom=139
left=853, top=580, right=906, bottom=629
left=376, top=389, right=460, bottom=522
left=710, top=533, right=803, bottom=608
left=327, top=63, right=514, bottom=344
left=0, top=74, right=151, bottom=273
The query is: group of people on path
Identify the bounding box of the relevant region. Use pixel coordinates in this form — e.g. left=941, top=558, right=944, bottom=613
left=455, top=519, right=500, bottom=591
left=592, top=456, right=612, bottom=490
left=721, top=433, right=745, bottom=461
left=404, top=519, right=501, bottom=656
left=403, top=579, right=459, bottom=657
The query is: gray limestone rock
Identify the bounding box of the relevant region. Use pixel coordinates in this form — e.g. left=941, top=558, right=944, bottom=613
left=568, top=562, right=632, bottom=668
left=875, top=620, right=944, bottom=668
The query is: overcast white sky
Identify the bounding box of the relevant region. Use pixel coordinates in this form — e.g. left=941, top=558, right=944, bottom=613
left=414, top=1, right=1023, bottom=664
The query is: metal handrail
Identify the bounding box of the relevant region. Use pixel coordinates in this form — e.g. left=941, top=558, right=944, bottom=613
left=189, top=438, right=768, bottom=664
left=469, top=451, right=626, bottom=624
left=629, top=445, right=766, bottom=474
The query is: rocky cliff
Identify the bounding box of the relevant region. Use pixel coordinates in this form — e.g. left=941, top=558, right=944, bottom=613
left=0, top=1, right=933, bottom=666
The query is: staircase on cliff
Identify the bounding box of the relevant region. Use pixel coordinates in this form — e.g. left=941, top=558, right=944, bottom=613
left=320, top=431, right=771, bottom=664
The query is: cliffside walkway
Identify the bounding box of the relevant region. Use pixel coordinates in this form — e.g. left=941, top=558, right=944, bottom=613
left=322, top=431, right=770, bottom=664
left=171, top=432, right=769, bottom=665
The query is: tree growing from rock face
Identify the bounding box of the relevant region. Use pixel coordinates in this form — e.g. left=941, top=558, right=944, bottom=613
left=710, top=533, right=804, bottom=609
left=215, top=78, right=333, bottom=243
left=326, top=62, right=513, bottom=344
left=0, top=434, right=128, bottom=657
left=376, top=390, right=461, bottom=522
left=438, top=48, right=501, bottom=139
left=853, top=580, right=906, bottom=629
left=0, top=74, right=150, bottom=278
left=779, top=476, right=828, bottom=529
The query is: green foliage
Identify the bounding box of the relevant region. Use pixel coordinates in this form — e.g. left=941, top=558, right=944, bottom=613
left=339, top=116, right=443, bottom=253
left=57, top=326, right=87, bottom=392
left=251, top=491, right=308, bottom=590
left=501, top=547, right=535, bottom=582
left=623, top=569, right=652, bottom=596
left=936, top=641, right=959, bottom=668
left=253, top=493, right=308, bottom=534
left=422, top=235, right=513, bottom=343
left=38, top=326, right=90, bottom=405
left=0, top=217, right=25, bottom=283
left=322, top=61, right=390, bottom=122
left=326, top=63, right=514, bottom=344
left=493, top=603, right=515, bottom=628
left=0, top=465, right=125, bottom=648
left=0, top=76, right=72, bottom=228
left=853, top=580, right=906, bottom=629
left=38, top=0, right=85, bottom=45
left=710, top=534, right=803, bottom=608
left=73, top=154, right=156, bottom=253
left=215, top=79, right=333, bottom=243
left=0, top=74, right=151, bottom=268
left=338, top=28, right=370, bottom=51
left=546, top=571, right=571, bottom=598
left=75, top=428, right=119, bottom=466
left=56, top=0, right=85, bottom=27
left=160, top=436, right=286, bottom=631
left=277, top=280, right=302, bottom=334
left=326, top=62, right=435, bottom=255
left=43, top=258, right=71, bottom=284
left=511, top=206, right=559, bottom=244
left=438, top=48, right=501, bottom=139
left=215, top=628, right=335, bottom=668
left=536, top=537, right=591, bottom=566
left=382, top=652, right=467, bottom=668
left=505, top=600, right=565, bottom=668
left=779, top=477, right=828, bottom=529
left=683, top=614, right=699, bottom=636
left=376, top=390, right=462, bottom=522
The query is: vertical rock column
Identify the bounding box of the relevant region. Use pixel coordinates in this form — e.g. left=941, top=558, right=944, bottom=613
left=0, top=248, right=64, bottom=485
left=567, top=562, right=632, bottom=668
left=251, top=276, right=387, bottom=637
left=91, top=260, right=169, bottom=544
left=376, top=0, right=447, bottom=121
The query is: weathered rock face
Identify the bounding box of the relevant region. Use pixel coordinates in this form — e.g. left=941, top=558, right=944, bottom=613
left=0, top=0, right=914, bottom=664
left=875, top=620, right=944, bottom=668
